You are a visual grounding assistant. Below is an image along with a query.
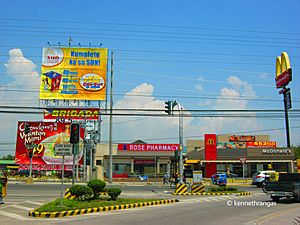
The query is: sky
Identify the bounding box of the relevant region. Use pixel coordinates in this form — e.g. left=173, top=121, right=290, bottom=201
left=0, top=0, right=300, bottom=156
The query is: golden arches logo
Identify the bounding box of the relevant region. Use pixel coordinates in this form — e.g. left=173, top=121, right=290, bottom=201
left=275, top=52, right=292, bottom=88
left=207, top=139, right=215, bottom=145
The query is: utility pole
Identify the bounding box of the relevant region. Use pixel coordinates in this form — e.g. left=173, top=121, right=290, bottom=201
left=178, top=106, right=184, bottom=183
left=164, top=101, right=184, bottom=183
left=108, top=51, right=114, bottom=183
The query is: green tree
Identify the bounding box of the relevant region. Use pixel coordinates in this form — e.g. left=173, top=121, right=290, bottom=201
left=1, top=154, right=15, bottom=160
left=292, top=145, right=300, bottom=159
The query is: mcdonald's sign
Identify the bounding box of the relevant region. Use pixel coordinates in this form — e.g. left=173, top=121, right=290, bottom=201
left=204, top=134, right=217, bottom=177
left=207, top=138, right=215, bottom=145
left=275, top=52, right=292, bottom=88
left=204, top=134, right=217, bottom=160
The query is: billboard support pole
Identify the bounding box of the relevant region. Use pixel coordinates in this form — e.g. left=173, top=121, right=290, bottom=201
left=60, top=154, right=65, bottom=207
left=108, top=51, right=114, bottom=183
left=72, top=144, right=75, bottom=185
left=29, top=155, right=33, bottom=177
left=283, top=90, right=291, bottom=148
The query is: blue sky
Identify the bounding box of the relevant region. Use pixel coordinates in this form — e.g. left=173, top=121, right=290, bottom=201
left=0, top=0, right=299, bottom=156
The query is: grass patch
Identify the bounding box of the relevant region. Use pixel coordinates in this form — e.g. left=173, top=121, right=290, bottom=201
left=35, top=197, right=163, bottom=213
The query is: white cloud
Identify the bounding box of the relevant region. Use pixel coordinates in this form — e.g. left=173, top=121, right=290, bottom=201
left=197, top=76, right=260, bottom=135
left=194, top=84, right=203, bottom=91
left=0, top=49, right=42, bottom=156
left=102, top=83, right=196, bottom=143
left=2, top=48, right=40, bottom=106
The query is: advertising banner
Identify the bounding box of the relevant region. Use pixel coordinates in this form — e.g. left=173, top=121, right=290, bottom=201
left=229, top=135, right=255, bottom=142
left=117, top=144, right=181, bottom=151
left=15, top=121, right=84, bottom=169
left=246, top=141, right=277, bottom=148
left=44, top=108, right=99, bottom=121
left=39, top=47, right=108, bottom=100
left=217, top=142, right=246, bottom=149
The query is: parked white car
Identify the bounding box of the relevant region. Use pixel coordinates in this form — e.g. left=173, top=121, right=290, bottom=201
left=252, top=171, right=276, bottom=187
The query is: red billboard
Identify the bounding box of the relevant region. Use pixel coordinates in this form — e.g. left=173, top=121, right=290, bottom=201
left=204, top=134, right=217, bottom=178
left=205, top=134, right=217, bottom=160
left=118, top=144, right=181, bottom=151
left=44, top=108, right=99, bottom=122
left=15, top=121, right=84, bottom=170
left=246, top=141, right=277, bottom=148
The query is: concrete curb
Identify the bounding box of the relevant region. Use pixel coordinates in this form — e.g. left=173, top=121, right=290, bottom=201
left=28, top=199, right=179, bottom=218
left=172, top=192, right=251, bottom=196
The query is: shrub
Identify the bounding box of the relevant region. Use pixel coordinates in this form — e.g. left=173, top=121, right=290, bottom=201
left=209, top=186, right=238, bottom=192
left=69, top=185, right=93, bottom=200
left=87, top=179, right=106, bottom=198
left=107, top=187, right=122, bottom=201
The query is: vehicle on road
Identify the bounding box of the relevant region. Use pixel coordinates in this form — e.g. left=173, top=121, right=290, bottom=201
left=264, top=173, right=300, bottom=202
left=211, top=173, right=227, bottom=186
left=252, top=170, right=276, bottom=187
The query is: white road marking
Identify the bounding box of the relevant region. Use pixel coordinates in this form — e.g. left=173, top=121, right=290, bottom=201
left=10, top=204, right=34, bottom=210
left=0, top=210, right=31, bottom=220
left=25, top=200, right=44, bottom=205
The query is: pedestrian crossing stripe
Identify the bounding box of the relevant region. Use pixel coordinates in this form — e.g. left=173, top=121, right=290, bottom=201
left=172, top=192, right=251, bottom=196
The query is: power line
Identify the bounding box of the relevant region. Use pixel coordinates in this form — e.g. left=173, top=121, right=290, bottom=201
left=2, top=24, right=300, bottom=42
left=1, top=17, right=300, bottom=36
left=0, top=88, right=300, bottom=103
left=1, top=46, right=299, bottom=60
left=1, top=32, right=299, bottom=49
left=1, top=28, right=300, bottom=46
left=1, top=125, right=300, bottom=146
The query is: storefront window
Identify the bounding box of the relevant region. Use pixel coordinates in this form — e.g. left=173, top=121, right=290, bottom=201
left=112, top=163, right=130, bottom=177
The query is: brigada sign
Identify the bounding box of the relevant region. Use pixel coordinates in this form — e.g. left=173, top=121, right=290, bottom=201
left=275, top=52, right=292, bottom=88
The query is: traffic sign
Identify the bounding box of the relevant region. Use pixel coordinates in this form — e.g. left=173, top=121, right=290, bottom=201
left=239, top=157, right=247, bottom=164
left=54, top=144, right=72, bottom=156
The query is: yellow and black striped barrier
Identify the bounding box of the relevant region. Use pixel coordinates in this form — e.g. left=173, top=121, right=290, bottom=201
left=238, top=192, right=251, bottom=196
left=191, top=183, right=205, bottom=194
left=64, top=189, right=109, bottom=200
left=174, top=183, right=188, bottom=194
left=64, top=188, right=76, bottom=200
left=25, top=177, right=33, bottom=184
left=28, top=199, right=179, bottom=218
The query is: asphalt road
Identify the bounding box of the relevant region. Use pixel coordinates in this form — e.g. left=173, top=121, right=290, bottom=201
left=1, top=182, right=299, bottom=225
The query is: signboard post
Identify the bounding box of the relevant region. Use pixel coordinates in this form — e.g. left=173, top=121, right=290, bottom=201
left=239, top=157, right=247, bottom=192
left=55, top=144, right=72, bottom=207
left=276, top=52, right=292, bottom=148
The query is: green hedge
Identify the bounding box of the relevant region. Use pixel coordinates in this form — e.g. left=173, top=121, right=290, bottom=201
left=107, top=187, right=122, bottom=201
left=70, top=185, right=93, bottom=200
left=87, top=179, right=106, bottom=198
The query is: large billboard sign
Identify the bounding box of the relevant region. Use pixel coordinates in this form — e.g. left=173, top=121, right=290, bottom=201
left=229, top=135, right=255, bottom=142
left=39, top=47, right=108, bottom=100
left=276, top=52, right=292, bottom=88
left=44, top=108, right=99, bottom=122
left=117, top=144, right=181, bottom=151
left=15, top=121, right=84, bottom=170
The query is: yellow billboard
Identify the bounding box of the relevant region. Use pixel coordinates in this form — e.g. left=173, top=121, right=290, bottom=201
left=39, top=47, right=108, bottom=100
